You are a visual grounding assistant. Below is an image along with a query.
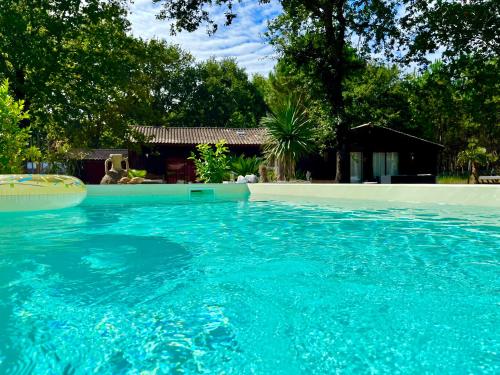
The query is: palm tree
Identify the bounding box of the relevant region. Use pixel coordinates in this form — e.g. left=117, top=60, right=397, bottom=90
left=260, top=98, right=315, bottom=181
left=230, top=154, right=262, bottom=177
left=457, top=140, right=497, bottom=183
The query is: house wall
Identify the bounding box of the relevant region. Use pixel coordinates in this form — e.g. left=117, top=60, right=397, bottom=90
left=130, top=144, right=263, bottom=183
left=79, top=160, right=105, bottom=184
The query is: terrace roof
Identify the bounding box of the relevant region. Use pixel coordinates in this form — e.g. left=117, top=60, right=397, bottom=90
left=76, top=149, right=128, bottom=160
left=134, top=126, right=267, bottom=146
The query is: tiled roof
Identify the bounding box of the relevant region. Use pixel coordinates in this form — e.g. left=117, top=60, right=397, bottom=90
left=79, top=149, right=128, bottom=160
left=134, top=126, right=267, bottom=146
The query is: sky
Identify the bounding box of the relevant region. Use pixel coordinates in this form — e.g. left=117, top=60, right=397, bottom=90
left=127, top=0, right=282, bottom=76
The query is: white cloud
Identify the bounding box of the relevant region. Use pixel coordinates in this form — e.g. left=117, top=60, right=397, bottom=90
left=127, top=0, right=281, bottom=76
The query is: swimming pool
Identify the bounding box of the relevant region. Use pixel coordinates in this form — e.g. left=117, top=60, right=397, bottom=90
left=0, top=194, right=499, bottom=374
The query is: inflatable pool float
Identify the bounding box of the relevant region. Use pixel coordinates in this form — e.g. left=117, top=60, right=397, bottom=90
left=0, top=175, right=87, bottom=212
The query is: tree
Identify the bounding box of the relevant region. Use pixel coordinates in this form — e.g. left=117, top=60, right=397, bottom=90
left=404, top=58, right=499, bottom=173
left=169, top=58, right=267, bottom=128
left=401, top=0, right=499, bottom=65
left=0, top=0, right=144, bottom=149
left=457, top=140, right=497, bottom=184
left=153, top=0, right=400, bottom=181
left=125, top=40, right=197, bottom=126
left=0, top=80, right=30, bottom=173
left=260, top=98, right=315, bottom=180
left=253, top=60, right=335, bottom=159
left=344, top=63, right=410, bottom=130
left=230, top=154, right=262, bottom=177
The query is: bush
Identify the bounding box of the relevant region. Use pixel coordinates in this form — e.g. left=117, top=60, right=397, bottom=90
left=230, top=154, right=262, bottom=176
left=0, top=80, right=31, bottom=173
left=188, top=140, right=230, bottom=183
left=128, top=169, right=147, bottom=178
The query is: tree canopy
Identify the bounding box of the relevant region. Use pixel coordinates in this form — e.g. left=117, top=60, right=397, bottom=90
left=0, top=0, right=266, bottom=155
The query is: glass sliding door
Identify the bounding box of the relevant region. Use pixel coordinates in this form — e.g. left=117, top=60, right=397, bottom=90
left=372, top=152, right=399, bottom=180
left=350, top=152, right=363, bottom=183
left=386, top=152, right=399, bottom=176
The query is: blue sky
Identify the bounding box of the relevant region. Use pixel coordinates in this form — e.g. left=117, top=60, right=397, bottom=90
left=128, top=1, right=441, bottom=77
left=128, top=0, right=282, bottom=76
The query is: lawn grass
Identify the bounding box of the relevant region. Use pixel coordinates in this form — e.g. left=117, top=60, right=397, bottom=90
left=437, top=175, right=469, bottom=184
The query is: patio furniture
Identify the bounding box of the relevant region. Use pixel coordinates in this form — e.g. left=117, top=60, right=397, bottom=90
left=478, top=176, right=500, bottom=184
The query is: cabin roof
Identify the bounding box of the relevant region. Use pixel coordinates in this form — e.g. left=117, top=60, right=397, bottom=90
left=351, top=123, right=444, bottom=148
left=134, top=126, right=267, bottom=146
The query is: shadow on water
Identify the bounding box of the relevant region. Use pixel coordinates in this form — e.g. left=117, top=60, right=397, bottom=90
left=0, top=233, right=226, bottom=374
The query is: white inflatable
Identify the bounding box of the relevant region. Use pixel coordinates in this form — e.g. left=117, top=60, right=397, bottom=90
left=0, top=174, right=87, bottom=212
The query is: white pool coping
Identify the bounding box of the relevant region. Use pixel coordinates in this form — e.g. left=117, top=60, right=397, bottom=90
left=248, top=183, right=500, bottom=208
left=86, top=183, right=250, bottom=201
left=83, top=183, right=500, bottom=208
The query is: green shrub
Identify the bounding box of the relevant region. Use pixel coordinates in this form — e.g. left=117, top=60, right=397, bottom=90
left=230, top=154, right=262, bottom=176
left=128, top=169, right=147, bottom=178
left=0, top=79, right=31, bottom=173
left=188, top=140, right=230, bottom=183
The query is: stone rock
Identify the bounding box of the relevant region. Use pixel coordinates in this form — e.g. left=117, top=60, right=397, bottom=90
left=100, top=169, right=127, bottom=184
left=129, top=177, right=145, bottom=184
left=118, top=177, right=131, bottom=184
left=245, top=174, right=258, bottom=183
left=236, top=175, right=248, bottom=184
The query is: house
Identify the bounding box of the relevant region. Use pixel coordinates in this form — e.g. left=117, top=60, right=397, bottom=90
left=75, top=124, right=442, bottom=184
left=129, top=126, right=266, bottom=183
left=299, top=123, right=443, bottom=183
left=346, top=123, right=443, bottom=183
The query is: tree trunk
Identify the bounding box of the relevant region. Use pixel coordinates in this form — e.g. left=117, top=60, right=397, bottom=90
left=471, top=162, right=479, bottom=184
left=322, top=2, right=348, bottom=183
left=277, top=159, right=285, bottom=181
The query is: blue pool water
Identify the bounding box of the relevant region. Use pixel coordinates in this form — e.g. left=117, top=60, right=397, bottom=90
left=0, top=196, right=499, bottom=374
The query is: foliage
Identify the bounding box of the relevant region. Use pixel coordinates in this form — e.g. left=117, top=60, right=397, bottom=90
left=169, top=58, right=267, bottom=128
left=0, top=80, right=30, bottom=173
left=188, top=140, right=230, bottom=183
left=344, top=63, right=410, bottom=130
left=45, top=140, right=74, bottom=174
left=128, top=169, right=147, bottom=178
left=437, top=174, right=469, bottom=185
left=0, top=0, right=138, bottom=149
left=457, top=140, right=497, bottom=183
left=230, top=154, right=262, bottom=176
left=254, top=60, right=335, bottom=154
left=400, top=0, right=499, bottom=65
left=0, top=1, right=266, bottom=159
left=0, top=0, right=497, bottom=179
left=118, top=40, right=196, bottom=128
left=405, top=58, right=499, bottom=172
left=260, top=98, right=315, bottom=181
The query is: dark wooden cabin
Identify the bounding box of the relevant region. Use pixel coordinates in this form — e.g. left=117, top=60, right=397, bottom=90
left=129, top=126, right=266, bottom=183
left=347, top=123, right=443, bottom=183
left=299, top=123, right=443, bottom=183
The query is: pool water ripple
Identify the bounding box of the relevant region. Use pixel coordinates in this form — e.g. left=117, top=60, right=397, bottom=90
left=0, top=198, right=498, bottom=374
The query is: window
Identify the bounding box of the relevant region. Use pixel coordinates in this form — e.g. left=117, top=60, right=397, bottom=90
left=373, top=152, right=399, bottom=178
